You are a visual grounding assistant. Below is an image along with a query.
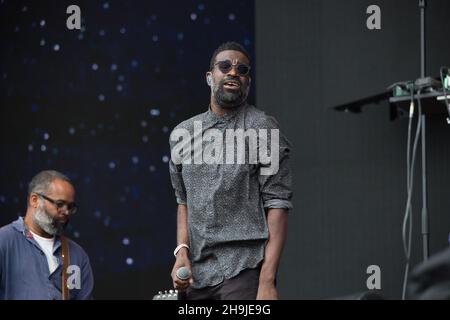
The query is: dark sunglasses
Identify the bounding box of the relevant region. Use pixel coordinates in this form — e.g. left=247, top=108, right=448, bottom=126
left=214, top=60, right=251, bottom=76
left=36, top=193, right=78, bottom=215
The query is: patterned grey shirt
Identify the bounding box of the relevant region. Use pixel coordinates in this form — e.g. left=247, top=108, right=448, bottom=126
left=169, top=103, right=293, bottom=289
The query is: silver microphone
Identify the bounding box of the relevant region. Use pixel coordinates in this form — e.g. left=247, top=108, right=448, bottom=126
left=176, top=267, right=191, bottom=280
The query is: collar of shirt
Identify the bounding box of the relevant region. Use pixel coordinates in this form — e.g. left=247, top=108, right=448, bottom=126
left=205, top=103, right=247, bottom=124
left=12, top=216, right=62, bottom=254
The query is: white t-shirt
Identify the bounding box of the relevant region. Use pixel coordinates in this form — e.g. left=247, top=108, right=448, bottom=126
left=30, top=230, right=59, bottom=274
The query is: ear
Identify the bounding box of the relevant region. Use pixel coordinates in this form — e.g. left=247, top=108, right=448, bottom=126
left=206, top=72, right=212, bottom=86
left=29, top=194, right=39, bottom=209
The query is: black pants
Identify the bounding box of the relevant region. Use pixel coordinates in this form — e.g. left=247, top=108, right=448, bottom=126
left=185, top=267, right=260, bottom=300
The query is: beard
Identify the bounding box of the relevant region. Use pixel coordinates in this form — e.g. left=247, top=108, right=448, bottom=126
left=213, top=77, right=249, bottom=108
left=33, top=202, right=67, bottom=236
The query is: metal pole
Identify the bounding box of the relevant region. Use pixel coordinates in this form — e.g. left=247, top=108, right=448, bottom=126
left=419, top=0, right=429, bottom=261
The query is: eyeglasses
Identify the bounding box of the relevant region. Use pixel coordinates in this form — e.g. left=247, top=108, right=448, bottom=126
left=36, top=193, right=78, bottom=215
left=214, top=60, right=251, bottom=76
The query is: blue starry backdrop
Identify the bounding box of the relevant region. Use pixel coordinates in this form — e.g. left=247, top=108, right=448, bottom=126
left=0, top=0, right=254, bottom=298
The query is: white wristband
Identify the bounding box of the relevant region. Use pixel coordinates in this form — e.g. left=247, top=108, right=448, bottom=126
left=174, top=244, right=189, bottom=257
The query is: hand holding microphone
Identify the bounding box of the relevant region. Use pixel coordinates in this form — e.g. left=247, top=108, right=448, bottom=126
left=172, top=243, right=193, bottom=291
left=174, top=266, right=191, bottom=300
left=176, top=266, right=191, bottom=281
left=172, top=264, right=193, bottom=292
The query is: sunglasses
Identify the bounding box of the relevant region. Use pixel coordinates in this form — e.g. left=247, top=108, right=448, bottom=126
left=214, top=60, right=251, bottom=76
left=36, top=193, right=78, bottom=215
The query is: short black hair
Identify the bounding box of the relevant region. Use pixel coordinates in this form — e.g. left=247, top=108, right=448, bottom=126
left=209, top=41, right=251, bottom=70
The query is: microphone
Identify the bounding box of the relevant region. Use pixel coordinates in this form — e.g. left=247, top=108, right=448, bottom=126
left=175, top=267, right=191, bottom=301
left=176, top=267, right=191, bottom=280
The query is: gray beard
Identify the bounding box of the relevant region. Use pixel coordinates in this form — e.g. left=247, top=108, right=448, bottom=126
left=213, top=80, right=249, bottom=108
left=33, top=203, right=64, bottom=236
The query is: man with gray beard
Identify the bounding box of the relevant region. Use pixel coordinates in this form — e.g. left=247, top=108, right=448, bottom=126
left=0, top=170, right=94, bottom=299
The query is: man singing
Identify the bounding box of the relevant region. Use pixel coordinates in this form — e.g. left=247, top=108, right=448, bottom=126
left=169, top=42, right=293, bottom=300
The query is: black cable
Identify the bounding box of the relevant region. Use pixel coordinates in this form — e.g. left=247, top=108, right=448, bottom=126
left=401, top=87, right=414, bottom=299
left=401, top=86, right=414, bottom=299
left=403, top=85, right=414, bottom=257
left=401, top=89, right=422, bottom=300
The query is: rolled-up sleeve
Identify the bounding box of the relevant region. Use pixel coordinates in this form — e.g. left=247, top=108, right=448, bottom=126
left=258, top=116, right=293, bottom=210
left=169, top=160, right=187, bottom=205
left=169, top=136, right=187, bottom=205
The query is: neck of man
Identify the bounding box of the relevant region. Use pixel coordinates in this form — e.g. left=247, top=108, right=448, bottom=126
left=24, top=210, right=53, bottom=239
left=210, top=97, right=245, bottom=117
